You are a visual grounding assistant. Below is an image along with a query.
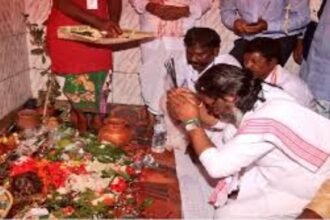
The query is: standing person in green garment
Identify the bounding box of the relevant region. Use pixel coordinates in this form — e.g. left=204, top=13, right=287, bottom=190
left=46, top=0, right=122, bottom=133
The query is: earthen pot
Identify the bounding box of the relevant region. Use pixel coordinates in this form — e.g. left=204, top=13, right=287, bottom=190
left=98, top=117, right=133, bottom=147
left=36, top=105, right=56, bottom=117
left=17, top=109, right=40, bottom=130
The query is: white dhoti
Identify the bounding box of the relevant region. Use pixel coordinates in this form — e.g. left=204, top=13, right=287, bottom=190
left=139, top=42, right=184, bottom=115
left=174, top=149, right=216, bottom=219
left=131, top=0, right=213, bottom=115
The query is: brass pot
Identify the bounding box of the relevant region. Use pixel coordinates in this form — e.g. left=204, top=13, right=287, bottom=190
left=17, top=109, right=40, bottom=130
left=98, top=117, right=133, bottom=147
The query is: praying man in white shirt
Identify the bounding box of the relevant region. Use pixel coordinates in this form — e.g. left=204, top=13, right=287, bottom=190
left=167, top=64, right=330, bottom=219
left=162, top=28, right=241, bottom=218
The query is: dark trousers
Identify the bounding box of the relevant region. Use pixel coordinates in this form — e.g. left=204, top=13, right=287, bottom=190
left=230, top=35, right=299, bottom=66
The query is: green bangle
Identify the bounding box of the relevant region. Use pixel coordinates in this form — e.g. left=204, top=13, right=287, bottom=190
left=183, top=118, right=201, bottom=132
left=183, top=118, right=201, bottom=126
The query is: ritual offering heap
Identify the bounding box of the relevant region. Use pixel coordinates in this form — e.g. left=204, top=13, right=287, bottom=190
left=0, top=115, right=154, bottom=218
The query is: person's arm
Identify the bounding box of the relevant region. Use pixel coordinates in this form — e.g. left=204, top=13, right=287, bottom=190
left=267, top=0, right=310, bottom=33
left=54, top=0, right=121, bottom=36
left=297, top=179, right=330, bottom=219
left=220, top=0, right=254, bottom=36
left=242, top=18, right=268, bottom=35
left=181, top=110, right=273, bottom=178
left=198, top=103, right=224, bottom=128
left=293, top=37, right=304, bottom=64
left=220, top=0, right=240, bottom=31
left=107, top=0, right=122, bottom=24
left=146, top=3, right=190, bottom=20
left=297, top=209, right=323, bottom=219
left=155, top=0, right=212, bottom=21
left=167, top=88, right=274, bottom=178
left=190, top=130, right=273, bottom=178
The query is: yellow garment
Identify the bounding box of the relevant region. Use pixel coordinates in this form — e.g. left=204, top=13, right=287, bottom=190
left=306, top=179, right=330, bottom=218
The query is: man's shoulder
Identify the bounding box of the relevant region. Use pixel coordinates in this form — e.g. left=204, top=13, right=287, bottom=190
left=277, top=65, right=299, bottom=79
left=261, top=83, right=296, bottom=102
left=249, top=97, right=306, bottom=123
left=277, top=65, right=310, bottom=89
left=215, top=54, right=242, bottom=68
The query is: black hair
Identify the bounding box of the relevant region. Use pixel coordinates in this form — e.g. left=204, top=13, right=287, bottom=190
left=184, top=27, right=221, bottom=48
left=244, top=37, right=282, bottom=63
left=195, top=64, right=263, bottom=113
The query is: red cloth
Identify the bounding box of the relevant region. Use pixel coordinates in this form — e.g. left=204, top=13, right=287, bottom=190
left=46, top=0, right=112, bottom=74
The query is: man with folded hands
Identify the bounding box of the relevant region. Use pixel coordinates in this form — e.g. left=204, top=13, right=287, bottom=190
left=161, top=28, right=240, bottom=218
left=167, top=63, right=330, bottom=218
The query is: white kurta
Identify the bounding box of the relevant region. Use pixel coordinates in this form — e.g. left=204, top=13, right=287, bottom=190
left=214, top=64, right=316, bottom=150
left=129, top=0, right=213, bottom=115
left=165, top=53, right=241, bottom=150
left=176, top=54, right=241, bottom=92
left=174, top=149, right=217, bottom=219
left=199, top=85, right=330, bottom=219
left=266, top=65, right=315, bottom=109
left=175, top=69, right=315, bottom=218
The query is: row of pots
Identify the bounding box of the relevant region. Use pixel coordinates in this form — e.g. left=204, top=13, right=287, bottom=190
left=17, top=108, right=133, bottom=147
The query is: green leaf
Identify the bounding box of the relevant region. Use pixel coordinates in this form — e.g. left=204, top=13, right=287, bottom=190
left=84, top=141, right=126, bottom=164
left=45, top=147, right=65, bottom=161
left=102, top=167, right=132, bottom=181
left=101, top=169, right=117, bottom=178
left=140, top=198, right=153, bottom=210
left=116, top=170, right=132, bottom=181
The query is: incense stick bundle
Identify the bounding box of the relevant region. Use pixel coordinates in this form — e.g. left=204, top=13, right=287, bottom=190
left=164, top=58, right=178, bottom=88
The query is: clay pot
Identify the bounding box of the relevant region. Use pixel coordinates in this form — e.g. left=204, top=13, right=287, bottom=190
left=36, top=105, right=56, bottom=117
left=17, top=109, right=40, bottom=130
left=98, top=117, right=133, bottom=147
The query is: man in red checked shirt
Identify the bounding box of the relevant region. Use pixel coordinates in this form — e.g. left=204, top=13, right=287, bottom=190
left=46, top=0, right=122, bottom=133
